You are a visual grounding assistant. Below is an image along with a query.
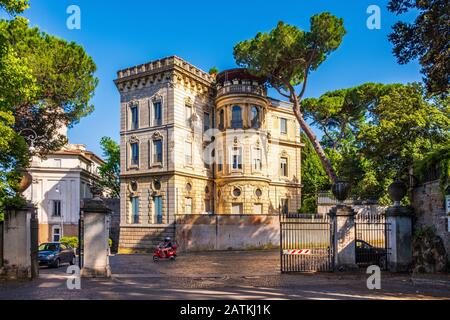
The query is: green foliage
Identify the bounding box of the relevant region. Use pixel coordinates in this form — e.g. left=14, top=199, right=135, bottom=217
left=233, top=13, right=345, bottom=91
left=0, top=9, right=98, bottom=211
left=60, top=236, right=78, bottom=248
left=98, top=137, right=120, bottom=198
left=300, top=133, right=330, bottom=196
left=59, top=236, right=113, bottom=248
left=0, top=17, right=98, bottom=156
left=414, top=143, right=450, bottom=194
left=299, top=133, right=330, bottom=213
left=208, top=67, right=219, bottom=75
left=304, top=82, right=450, bottom=203
left=303, top=83, right=380, bottom=150
left=387, top=0, right=449, bottom=97
left=233, top=13, right=346, bottom=182
left=0, top=0, right=28, bottom=15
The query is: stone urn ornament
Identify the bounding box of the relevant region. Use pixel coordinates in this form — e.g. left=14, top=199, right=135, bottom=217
left=331, top=180, right=351, bottom=203
left=388, top=179, right=407, bottom=206
left=15, top=169, right=33, bottom=194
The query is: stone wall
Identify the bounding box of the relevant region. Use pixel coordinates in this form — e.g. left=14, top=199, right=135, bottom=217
left=412, top=180, right=450, bottom=263
left=119, top=225, right=175, bottom=253
left=175, top=214, right=280, bottom=252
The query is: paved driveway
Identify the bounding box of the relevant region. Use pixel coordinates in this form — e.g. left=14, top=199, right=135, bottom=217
left=1, top=250, right=449, bottom=300
left=110, top=250, right=280, bottom=277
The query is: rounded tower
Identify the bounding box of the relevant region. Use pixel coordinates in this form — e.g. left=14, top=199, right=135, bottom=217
left=213, top=69, right=271, bottom=214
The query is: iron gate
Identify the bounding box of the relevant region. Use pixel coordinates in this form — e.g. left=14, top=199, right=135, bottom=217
left=0, top=221, right=3, bottom=268
left=78, top=214, right=84, bottom=268
left=355, top=213, right=390, bottom=270
left=280, top=213, right=334, bottom=272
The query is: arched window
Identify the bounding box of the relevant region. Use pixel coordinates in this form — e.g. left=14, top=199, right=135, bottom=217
left=219, top=109, right=225, bottom=130
left=250, top=106, right=260, bottom=128
left=231, top=106, right=242, bottom=129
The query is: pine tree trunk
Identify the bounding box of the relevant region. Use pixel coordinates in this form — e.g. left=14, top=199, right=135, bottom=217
left=293, top=107, right=338, bottom=183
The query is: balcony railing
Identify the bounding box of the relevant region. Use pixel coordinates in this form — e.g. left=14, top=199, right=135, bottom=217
left=216, top=84, right=266, bottom=97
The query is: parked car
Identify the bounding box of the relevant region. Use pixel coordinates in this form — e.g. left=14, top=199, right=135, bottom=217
left=38, top=242, right=76, bottom=268
left=355, top=239, right=387, bottom=269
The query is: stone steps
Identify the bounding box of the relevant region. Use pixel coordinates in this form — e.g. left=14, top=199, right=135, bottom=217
left=119, top=226, right=176, bottom=251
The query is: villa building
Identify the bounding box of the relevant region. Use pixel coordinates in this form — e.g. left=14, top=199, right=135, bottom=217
left=23, top=130, right=104, bottom=243
left=114, top=56, right=303, bottom=252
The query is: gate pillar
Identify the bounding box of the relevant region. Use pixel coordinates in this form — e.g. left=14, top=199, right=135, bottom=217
left=329, top=205, right=358, bottom=271
left=1, top=203, right=38, bottom=280
left=80, top=195, right=112, bottom=278
left=386, top=206, right=413, bottom=272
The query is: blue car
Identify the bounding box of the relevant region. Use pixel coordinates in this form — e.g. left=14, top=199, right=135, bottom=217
left=38, top=242, right=76, bottom=268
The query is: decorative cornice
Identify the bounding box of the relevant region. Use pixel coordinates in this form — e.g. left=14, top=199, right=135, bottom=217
left=114, top=56, right=214, bottom=95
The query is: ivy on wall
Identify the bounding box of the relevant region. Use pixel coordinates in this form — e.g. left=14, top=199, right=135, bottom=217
left=414, top=144, right=450, bottom=195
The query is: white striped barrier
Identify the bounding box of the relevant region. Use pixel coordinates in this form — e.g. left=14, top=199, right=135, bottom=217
left=283, top=249, right=311, bottom=255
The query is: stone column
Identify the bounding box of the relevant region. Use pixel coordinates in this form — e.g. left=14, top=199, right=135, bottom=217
left=386, top=205, right=413, bottom=272
left=80, top=196, right=112, bottom=278
left=329, top=204, right=358, bottom=271
left=1, top=203, right=37, bottom=280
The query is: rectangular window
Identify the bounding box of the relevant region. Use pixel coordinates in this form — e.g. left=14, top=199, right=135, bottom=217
left=52, top=200, right=61, bottom=217
left=131, top=105, right=139, bottom=130
left=153, top=140, right=163, bottom=164
left=203, top=112, right=210, bottom=132
left=185, top=105, right=192, bottom=127
left=281, top=199, right=289, bottom=215
left=154, top=196, right=162, bottom=224
left=254, top=204, right=263, bottom=215
left=131, top=143, right=139, bottom=166
left=219, top=109, right=224, bottom=130
left=131, top=197, right=139, bottom=224
left=185, top=197, right=192, bottom=214
left=253, top=148, right=262, bottom=171
left=52, top=227, right=61, bottom=242
left=280, top=157, right=288, bottom=177
left=232, top=203, right=243, bottom=214
left=280, top=118, right=287, bottom=134
left=153, top=101, right=162, bottom=126
left=218, top=151, right=223, bottom=172
left=185, top=141, right=192, bottom=165
left=204, top=150, right=211, bottom=169
left=232, top=147, right=242, bottom=170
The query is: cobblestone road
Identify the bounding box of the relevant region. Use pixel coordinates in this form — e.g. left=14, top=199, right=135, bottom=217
left=1, top=250, right=449, bottom=300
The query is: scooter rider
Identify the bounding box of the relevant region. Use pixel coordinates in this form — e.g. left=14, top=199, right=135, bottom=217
left=161, top=237, right=173, bottom=257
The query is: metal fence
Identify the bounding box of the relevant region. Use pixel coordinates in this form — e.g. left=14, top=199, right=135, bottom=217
left=280, top=213, right=334, bottom=272
left=78, top=215, right=84, bottom=268
left=0, top=221, right=3, bottom=268
left=355, top=213, right=390, bottom=270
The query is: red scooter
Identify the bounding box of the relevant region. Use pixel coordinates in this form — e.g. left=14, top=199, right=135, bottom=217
left=153, top=242, right=177, bottom=262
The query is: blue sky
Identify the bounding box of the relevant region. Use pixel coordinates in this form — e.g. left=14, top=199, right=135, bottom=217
left=7, top=0, right=421, bottom=157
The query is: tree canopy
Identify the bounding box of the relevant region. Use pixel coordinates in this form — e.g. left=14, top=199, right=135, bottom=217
left=388, top=0, right=450, bottom=97
left=302, top=82, right=450, bottom=204
left=0, top=0, right=28, bottom=15
left=0, top=1, right=98, bottom=210
left=98, top=137, right=120, bottom=198
left=234, top=13, right=346, bottom=183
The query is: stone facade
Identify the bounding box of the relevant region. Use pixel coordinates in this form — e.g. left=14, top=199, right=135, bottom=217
left=23, top=142, right=105, bottom=244
left=115, top=56, right=303, bottom=252
left=412, top=180, right=450, bottom=264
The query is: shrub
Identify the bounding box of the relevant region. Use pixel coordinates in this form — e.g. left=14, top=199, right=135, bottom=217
left=60, top=236, right=79, bottom=248
left=60, top=236, right=113, bottom=248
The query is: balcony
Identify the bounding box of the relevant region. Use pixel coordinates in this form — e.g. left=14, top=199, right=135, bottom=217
left=216, top=84, right=266, bottom=98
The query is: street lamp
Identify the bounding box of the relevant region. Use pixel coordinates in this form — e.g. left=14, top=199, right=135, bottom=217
left=19, top=128, right=41, bottom=154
